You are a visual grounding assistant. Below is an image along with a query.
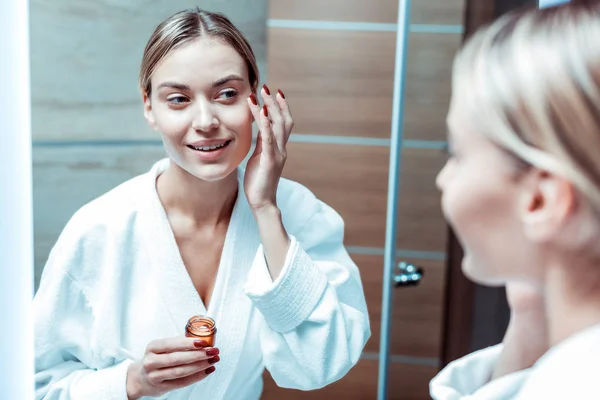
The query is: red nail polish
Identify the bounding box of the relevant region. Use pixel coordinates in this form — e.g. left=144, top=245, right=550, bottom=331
left=205, top=366, right=216, bottom=375
left=263, top=105, right=268, bottom=117
left=249, top=92, right=258, bottom=106
left=262, top=84, right=270, bottom=95
left=208, top=355, right=220, bottom=364
left=277, top=89, right=285, bottom=99
left=194, top=340, right=208, bottom=348
left=206, top=348, right=220, bottom=356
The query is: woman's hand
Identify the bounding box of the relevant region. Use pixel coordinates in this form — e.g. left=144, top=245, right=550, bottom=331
left=243, top=85, right=293, bottom=279
left=126, top=337, right=220, bottom=399
left=244, top=85, right=293, bottom=212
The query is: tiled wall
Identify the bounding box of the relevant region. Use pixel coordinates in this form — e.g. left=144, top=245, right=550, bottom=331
left=31, top=0, right=268, bottom=288
left=261, top=1, right=464, bottom=398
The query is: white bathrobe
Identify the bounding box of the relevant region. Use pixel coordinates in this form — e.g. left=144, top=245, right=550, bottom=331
left=430, top=323, right=600, bottom=399
left=34, top=158, right=371, bottom=400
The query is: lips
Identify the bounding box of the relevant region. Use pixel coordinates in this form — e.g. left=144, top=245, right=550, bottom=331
left=187, top=139, right=232, bottom=152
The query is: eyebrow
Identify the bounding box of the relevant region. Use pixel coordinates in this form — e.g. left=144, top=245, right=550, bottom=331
left=156, top=82, right=191, bottom=91
left=156, top=75, right=245, bottom=92
left=212, top=74, right=244, bottom=88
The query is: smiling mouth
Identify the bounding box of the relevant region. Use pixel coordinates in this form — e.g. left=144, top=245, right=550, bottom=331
left=187, top=140, right=232, bottom=152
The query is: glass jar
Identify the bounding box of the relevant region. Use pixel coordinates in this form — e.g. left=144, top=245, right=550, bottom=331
left=185, top=315, right=217, bottom=347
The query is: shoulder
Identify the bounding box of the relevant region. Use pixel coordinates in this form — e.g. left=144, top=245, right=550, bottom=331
left=520, top=326, right=600, bottom=398
left=68, top=173, right=147, bottom=234
left=41, top=171, right=151, bottom=284
left=52, top=167, right=153, bottom=259
left=276, top=177, right=342, bottom=235
left=277, top=177, right=321, bottom=219
left=277, top=177, right=319, bottom=209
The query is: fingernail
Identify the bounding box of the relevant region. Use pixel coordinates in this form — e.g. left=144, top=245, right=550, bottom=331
left=262, top=84, right=270, bottom=95
left=208, top=355, right=220, bottom=364
left=205, top=366, right=216, bottom=375
left=194, top=340, right=208, bottom=348
left=249, top=92, right=258, bottom=106
left=206, top=348, right=220, bottom=356
left=277, top=89, right=285, bottom=99
left=263, top=105, right=268, bottom=117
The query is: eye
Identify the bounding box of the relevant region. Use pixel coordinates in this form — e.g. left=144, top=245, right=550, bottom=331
left=167, top=95, right=189, bottom=105
left=218, top=89, right=238, bottom=100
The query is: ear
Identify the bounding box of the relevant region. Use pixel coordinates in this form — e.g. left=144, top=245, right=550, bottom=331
left=520, top=170, right=576, bottom=243
left=142, top=89, right=158, bottom=130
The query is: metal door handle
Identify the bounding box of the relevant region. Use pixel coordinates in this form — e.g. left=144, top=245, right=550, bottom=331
left=394, top=262, right=423, bottom=287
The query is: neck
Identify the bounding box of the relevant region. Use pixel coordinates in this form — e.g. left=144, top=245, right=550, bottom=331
left=156, top=160, right=238, bottom=227
left=545, top=254, right=600, bottom=347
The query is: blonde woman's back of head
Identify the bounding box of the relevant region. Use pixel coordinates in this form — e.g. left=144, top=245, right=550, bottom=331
left=453, top=1, right=600, bottom=225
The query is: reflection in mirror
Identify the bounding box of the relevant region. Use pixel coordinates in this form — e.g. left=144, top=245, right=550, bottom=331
left=31, top=2, right=371, bottom=399
left=30, top=0, right=473, bottom=398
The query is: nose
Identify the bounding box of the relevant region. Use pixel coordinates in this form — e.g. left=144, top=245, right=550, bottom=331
left=191, top=101, right=219, bottom=133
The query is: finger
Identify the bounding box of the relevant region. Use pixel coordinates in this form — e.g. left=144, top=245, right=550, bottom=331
left=247, top=92, right=261, bottom=123
left=251, top=131, right=263, bottom=157
left=146, top=337, right=208, bottom=355
left=161, top=366, right=217, bottom=391
left=275, top=88, right=294, bottom=143
left=150, top=356, right=220, bottom=383
left=259, top=105, right=276, bottom=156
left=260, top=84, right=286, bottom=150
left=149, top=347, right=220, bottom=370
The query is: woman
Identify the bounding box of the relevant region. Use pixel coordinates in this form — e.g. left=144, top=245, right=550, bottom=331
left=430, top=1, right=600, bottom=398
left=34, top=8, right=370, bottom=399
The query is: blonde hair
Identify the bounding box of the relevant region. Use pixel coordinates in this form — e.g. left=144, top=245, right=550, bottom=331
left=452, top=1, right=600, bottom=215
left=139, top=8, right=259, bottom=96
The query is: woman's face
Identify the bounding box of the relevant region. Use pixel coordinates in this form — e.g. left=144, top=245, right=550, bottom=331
left=144, top=37, right=253, bottom=182
left=436, top=98, right=542, bottom=286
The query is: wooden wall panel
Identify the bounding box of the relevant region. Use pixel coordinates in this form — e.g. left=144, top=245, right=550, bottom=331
left=283, top=142, right=388, bottom=247
left=395, top=147, right=448, bottom=251
left=270, top=0, right=465, bottom=25
left=404, top=34, right=461, bottom=141
left=357, top=255, right=446, bottom=358
left=261, top=358, right=437, bottom=400
left=268, top=29, right=395, bottom=138
left=411, top=0, right=465, bottom=25
left=268, top=29, right=461, bottom=141
left=283, top=143, right=448, bottom=252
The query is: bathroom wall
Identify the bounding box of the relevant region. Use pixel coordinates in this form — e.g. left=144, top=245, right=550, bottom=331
left=30, top=0, right=267, bottom=288
left=261, top=1, right=465, bottom=398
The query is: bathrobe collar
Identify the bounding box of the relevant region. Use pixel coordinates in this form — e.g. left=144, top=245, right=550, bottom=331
left=139, top=159, right=260, bottom=397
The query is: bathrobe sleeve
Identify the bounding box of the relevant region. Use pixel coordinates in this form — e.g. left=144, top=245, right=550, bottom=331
left=34, top=215, right=133, bottom=400
left=244, top=197, right=371, bottom=390
left=429, top=344, right=531, bottom=399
